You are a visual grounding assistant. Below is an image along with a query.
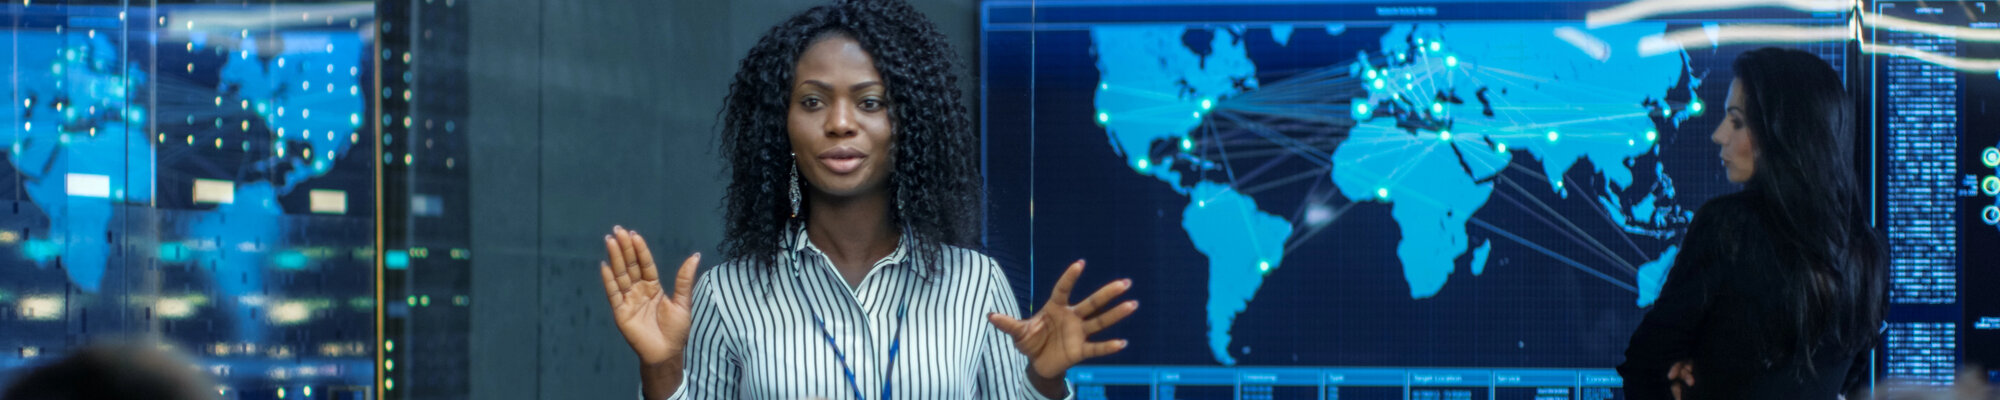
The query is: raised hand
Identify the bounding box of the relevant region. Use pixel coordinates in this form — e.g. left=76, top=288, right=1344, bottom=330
left=987, top=260, right=1139, bottom=380
left=596, top=226, right=699, bottom=399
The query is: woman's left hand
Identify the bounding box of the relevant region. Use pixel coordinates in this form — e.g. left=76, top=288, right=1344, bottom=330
left=987, top=260, right=1139, bottom=380
left=1668, top=360, right=1695, bottom=399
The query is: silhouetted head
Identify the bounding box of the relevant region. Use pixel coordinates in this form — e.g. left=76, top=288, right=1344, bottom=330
left=3, top=342, right=217, bottom=400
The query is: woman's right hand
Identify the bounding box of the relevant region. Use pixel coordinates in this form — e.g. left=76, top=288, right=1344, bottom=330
left=598, top=226, right=699, bottom=399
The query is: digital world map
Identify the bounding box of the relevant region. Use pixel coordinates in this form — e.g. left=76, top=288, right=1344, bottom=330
left=1091, top=23, right=1701, bottom=365
left=6, top=28, right=367, bottom=296
left=1, top=4, right=380, bottom=391
left=965, top=15, right=1820, bottom=369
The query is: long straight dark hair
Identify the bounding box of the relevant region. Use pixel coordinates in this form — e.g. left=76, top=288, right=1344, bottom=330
left=1731, top=47, right=1886, bottom=376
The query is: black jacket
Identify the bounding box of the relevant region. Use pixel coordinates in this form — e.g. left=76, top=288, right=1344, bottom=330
left=1619, top=192, right=1876, bottom=400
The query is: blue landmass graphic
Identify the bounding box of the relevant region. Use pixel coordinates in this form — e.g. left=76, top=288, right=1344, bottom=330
left=4, top=29, right=364, bottom=343
left=1092, top=22, right=1702, bottom=365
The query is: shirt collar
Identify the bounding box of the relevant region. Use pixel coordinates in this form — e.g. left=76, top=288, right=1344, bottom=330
left=785, top=223, right=925, bottom=279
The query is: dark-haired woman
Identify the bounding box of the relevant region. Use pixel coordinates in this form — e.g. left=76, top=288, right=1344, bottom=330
left=596, top=1, right=1135, bottom=399
left=1619, top=47, right=1887, bottom=399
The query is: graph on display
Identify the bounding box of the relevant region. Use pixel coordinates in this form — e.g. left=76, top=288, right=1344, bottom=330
left=982, top=0, right=2000, bottom=398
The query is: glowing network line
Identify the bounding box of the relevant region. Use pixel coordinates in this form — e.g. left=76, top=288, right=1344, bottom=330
left=1472, top=217, right=1641, bottom=293
left=1137, top=29, right=1683, bottom=294
left=1494, top=173, right=1642, bottom=274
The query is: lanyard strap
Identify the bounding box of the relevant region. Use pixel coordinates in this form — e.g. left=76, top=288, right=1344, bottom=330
left=791, top=268, right=911, bottom=400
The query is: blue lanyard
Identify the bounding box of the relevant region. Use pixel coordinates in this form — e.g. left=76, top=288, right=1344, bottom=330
left=791, top=269, right=911, bottom=400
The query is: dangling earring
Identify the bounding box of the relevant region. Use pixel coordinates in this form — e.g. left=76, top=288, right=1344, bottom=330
left=789, top=156, right=801, bottom=219
left=895, top=192, right=905, bottom=212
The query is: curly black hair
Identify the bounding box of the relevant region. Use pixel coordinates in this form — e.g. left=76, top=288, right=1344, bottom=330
left=717, top=0, right=978, bottom=275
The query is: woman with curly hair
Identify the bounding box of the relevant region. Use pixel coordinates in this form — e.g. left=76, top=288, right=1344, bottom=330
left=596, top=0, right=1136, bottom=398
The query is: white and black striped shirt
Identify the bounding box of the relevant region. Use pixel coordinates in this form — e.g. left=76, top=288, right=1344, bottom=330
left=667, top=226, right=1071, bottom=399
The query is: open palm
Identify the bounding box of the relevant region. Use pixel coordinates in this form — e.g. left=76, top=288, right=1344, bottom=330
left=987, top=260, right=1138, bottom=379
left=598, top=227, right=699, bottom=367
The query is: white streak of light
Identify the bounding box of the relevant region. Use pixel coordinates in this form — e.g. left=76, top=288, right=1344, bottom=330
left=1588, top=0, right=1850, bottom=28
